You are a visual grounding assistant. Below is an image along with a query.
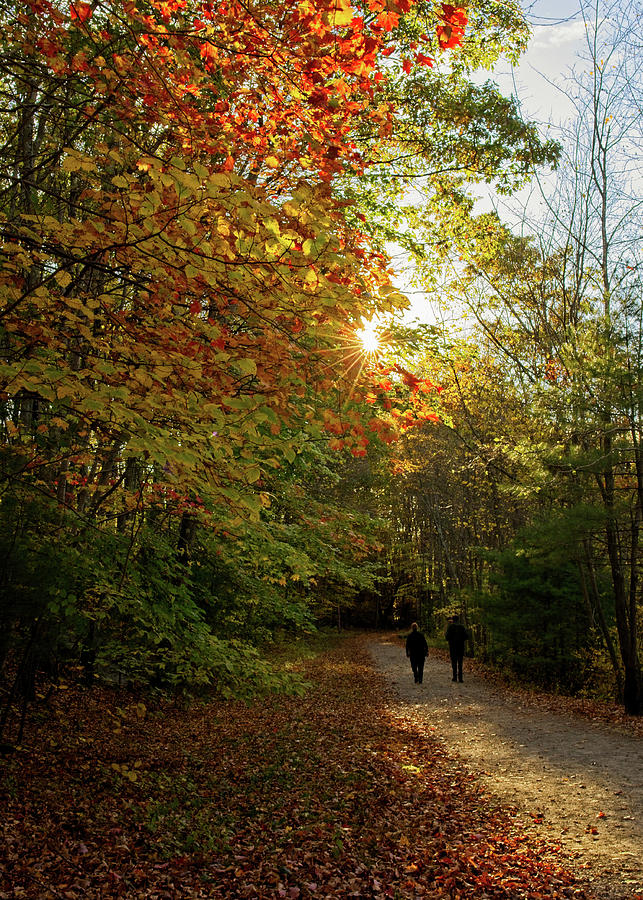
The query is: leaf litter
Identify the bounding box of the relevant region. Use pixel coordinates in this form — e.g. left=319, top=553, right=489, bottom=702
left=371, top=637, right=643, bottom=900
left=1, top=635, right=600, bottom=899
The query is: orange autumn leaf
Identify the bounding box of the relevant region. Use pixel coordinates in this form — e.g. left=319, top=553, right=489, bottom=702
left=377, top=10, right=399, bottom=30
left=70, top=1, right=92, bottom=23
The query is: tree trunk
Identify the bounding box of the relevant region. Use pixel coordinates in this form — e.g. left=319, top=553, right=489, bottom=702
left=177, top=511, right=197, bottom=565
left=578, top=542, right=623, bottom=700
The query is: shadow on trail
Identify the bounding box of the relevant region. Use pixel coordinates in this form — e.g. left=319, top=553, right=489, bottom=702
left=370, top=637, right=643, bottom=900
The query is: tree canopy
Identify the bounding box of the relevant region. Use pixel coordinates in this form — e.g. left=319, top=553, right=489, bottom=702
left=6, top=0, right=637, bottom=740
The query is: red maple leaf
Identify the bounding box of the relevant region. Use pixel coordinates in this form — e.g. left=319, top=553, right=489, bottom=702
left=70, top=1, right=92, bottom=23
left=437, top=4, right=468, bottom=49
left=377, top=10, right=399, bottom=31
left=415, top=52, right=434, bottom=67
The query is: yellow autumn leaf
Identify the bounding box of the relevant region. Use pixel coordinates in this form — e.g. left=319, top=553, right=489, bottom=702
left=328, top=0, right=353, bottom=26
left=332, top=7, right=353, bottom=26
left=55, top=270, right=72, bottom=288
left=62, top=155, right=82, bottom=172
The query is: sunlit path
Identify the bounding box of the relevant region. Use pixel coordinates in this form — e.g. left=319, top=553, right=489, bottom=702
left=370, top=635, right=643, bottom=900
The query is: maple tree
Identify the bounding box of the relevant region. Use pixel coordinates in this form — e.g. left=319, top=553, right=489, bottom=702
left=0, top=0, right=568, bottom=739
left=0, top=0, right=473, bottom=729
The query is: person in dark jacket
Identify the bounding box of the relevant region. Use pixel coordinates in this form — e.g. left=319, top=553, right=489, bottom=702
left=445, top=614, right=468, bottom=682
left=405, top=622, right=429, bottom=684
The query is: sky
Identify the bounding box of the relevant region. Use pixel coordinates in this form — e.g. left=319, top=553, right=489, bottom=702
left=493, top=0, right=588, bottom=124
left=398, top=0, right=590, bottom=326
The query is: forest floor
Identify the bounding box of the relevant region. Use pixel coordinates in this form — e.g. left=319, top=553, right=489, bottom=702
left=0, top=632, right=641, bottom=899
left=370, top=635, right=643, bottom=900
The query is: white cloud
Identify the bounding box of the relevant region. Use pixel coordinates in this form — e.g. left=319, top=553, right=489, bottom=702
left=530, top=20, right=587, bottom=50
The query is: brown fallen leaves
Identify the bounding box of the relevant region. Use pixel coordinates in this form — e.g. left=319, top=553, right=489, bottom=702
left=1, top=635, right=595, bottom=899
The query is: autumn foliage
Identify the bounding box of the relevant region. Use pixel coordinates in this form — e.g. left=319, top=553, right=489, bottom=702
left=1, top=0, right=454, bottom=524
left=436, top=4, right=468, bottom=49
left=0, top=0, right=470, bottom=731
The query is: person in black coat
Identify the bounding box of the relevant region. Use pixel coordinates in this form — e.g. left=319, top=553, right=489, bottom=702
left=405, top=622, right=428, bottom=684
left=445, top=614, right=468, bottom=682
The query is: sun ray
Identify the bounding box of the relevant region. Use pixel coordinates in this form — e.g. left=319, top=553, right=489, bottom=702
left=356, top=323, right=380, bottom=354
left=306, top=320, right=388, bottom=404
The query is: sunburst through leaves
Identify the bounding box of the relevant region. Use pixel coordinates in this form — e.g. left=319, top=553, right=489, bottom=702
left=356, top=322, right=380, bottom=355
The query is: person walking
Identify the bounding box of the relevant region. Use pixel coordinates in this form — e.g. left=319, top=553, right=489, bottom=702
left=445, top=614, right=468, bottom=682
left=405, top=622, right=429, bottom=684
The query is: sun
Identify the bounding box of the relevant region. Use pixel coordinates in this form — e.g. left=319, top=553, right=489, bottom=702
left=357, top=323, right=380, bottom=354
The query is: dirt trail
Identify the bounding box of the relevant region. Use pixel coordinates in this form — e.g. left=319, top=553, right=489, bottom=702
left=369, top=636, right=643, bottom=900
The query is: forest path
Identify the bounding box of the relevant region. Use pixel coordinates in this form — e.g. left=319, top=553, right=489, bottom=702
left=369, top=635, right=643, bottom=900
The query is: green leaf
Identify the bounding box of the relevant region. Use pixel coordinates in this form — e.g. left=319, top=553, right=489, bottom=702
left=235, top=359, right=257, bottom=377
